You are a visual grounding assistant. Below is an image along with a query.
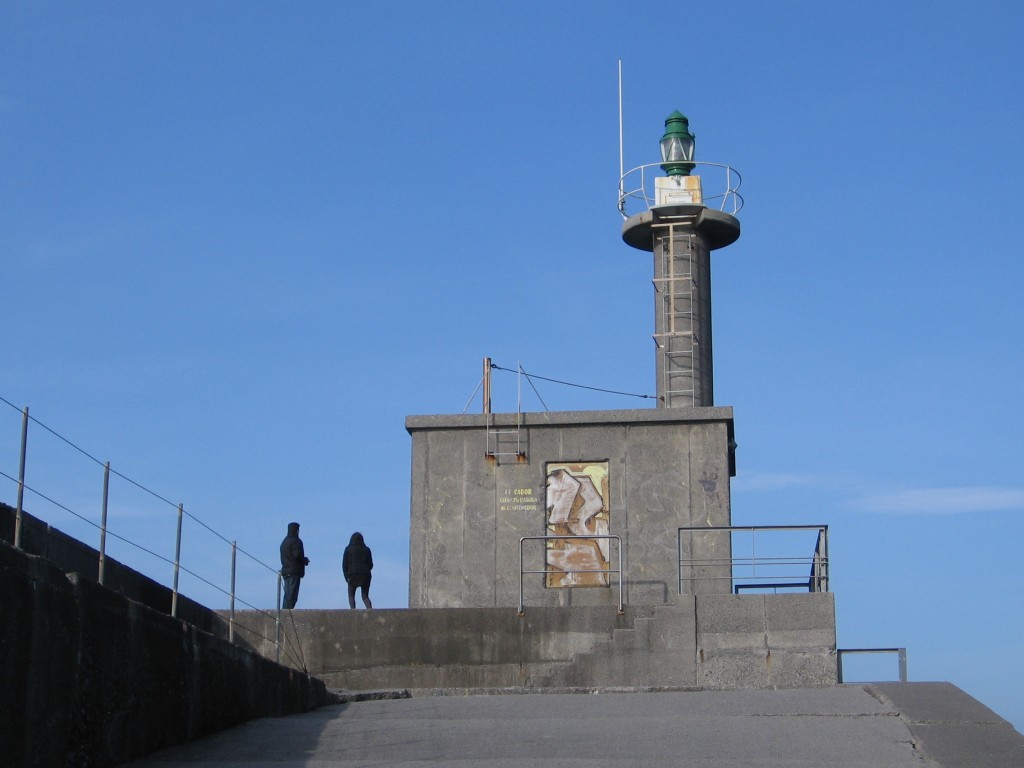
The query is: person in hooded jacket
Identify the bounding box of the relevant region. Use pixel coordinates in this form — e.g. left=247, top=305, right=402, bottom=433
left=279, top=521, right=310, bottom=609
left=342, top=532, right=373, bottom=609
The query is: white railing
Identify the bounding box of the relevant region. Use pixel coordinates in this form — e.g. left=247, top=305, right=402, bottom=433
left=618, top=161, right=744, bottom=219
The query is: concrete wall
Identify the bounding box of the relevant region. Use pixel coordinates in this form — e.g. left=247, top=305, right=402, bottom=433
left=695, top=593, right=839, bottom=689
left=0, top=502, right=216, bottom=633
left=407, top=407, right=737, bottom=609
left=227, top=593, right=836, bottom=692
left=0, top=520, right=332, bottom=768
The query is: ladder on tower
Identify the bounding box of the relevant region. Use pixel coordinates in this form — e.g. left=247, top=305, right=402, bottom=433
left=485, top=414, right=527, bottom=463
left=652, top=217, right=698, bottom=407
left=480, top=358, right=527, bottom=463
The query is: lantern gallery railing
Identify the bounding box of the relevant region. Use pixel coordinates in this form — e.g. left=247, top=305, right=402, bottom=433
left=518, top=534, right=623, bottom=616
left=677, top=525, right=829, bottom=595
left=618, top=161, right=744, bottom=219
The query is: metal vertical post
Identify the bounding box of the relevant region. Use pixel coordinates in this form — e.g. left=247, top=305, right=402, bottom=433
left=229, top=541, right=237, bottom=643
left=898, top=647, right=908, bottom=682
left=98, top=462, right=110, bottom=585
left=171, top=503, right=183, bottom=618
left=822, top=526, right=830, bottom=592
left=516, top=361, right=523, bottom=455
left=617, top=58, right=624, bottom=207
left=14, top=407, right=28, bottom=549
left=275, top=573, right=282, bottom=663
left=516, top=360, right=522, bottom=413
left=482, top=357, right=492, bottom=414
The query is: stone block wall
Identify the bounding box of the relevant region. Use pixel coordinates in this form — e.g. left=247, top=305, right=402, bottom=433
left=696, top=593, right=838, bottom=689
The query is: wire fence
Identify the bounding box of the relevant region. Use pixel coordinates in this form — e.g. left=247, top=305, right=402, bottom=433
left=0, top=395, right=308, bottom=671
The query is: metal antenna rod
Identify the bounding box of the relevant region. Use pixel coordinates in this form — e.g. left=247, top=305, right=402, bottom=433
left=618, top=59, right=624, bottom=205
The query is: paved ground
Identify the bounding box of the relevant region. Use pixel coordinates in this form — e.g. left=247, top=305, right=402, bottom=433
left=126, top=683, right=1023, bottom=768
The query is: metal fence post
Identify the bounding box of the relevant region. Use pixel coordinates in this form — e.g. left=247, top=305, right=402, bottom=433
left=822, top=526, right=830, bottom=592
left=898, top=647, right=908, bottom=682
left=98, top=461, right=110, bottom=585
left=229, top=540, right=237, bottom=644
left=171, top=503, right=183, bottom=618
left=275, top=573, right=282, bottom=664
left=14, top=406, right=28, bottom=549
left=518, top=537, right=525, bottom=615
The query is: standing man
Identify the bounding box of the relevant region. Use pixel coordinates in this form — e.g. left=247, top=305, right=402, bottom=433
left=280, top=521, right=310, bottom=609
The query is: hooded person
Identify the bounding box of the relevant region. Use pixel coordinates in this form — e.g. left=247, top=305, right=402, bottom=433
left=342, top=531, right=373, bottom=609
left=279, top=521, right=310, bottom=609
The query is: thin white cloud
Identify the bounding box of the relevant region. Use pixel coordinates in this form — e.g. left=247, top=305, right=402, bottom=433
left=734, top=472, right=817, bottom=491
left=851, top=486, right=1024, bottom=515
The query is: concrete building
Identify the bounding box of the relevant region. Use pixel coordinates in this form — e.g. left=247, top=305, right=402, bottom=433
left=407, top=407, right=736, bottom=610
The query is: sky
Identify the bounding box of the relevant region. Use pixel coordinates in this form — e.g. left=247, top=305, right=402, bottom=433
left=2, top=0, right=1022, bottom=731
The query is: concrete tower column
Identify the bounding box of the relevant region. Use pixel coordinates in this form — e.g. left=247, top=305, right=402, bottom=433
left=622, top=203, right=739, bottom=408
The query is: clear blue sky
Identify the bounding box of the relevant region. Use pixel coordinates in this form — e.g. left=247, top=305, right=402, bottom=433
left=3, top=1, right=1022, bottom=731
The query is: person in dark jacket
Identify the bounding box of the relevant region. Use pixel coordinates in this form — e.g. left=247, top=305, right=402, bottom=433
left=280, top=521, right=309, bottom=610
left=342, top=531, right=373, bottom=609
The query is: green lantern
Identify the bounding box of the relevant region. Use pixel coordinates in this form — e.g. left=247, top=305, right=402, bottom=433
left=660, top=110, right=695, bottom=177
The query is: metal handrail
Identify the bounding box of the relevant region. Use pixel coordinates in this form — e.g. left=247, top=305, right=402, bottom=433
left=677, top=525, right=829, bottom=595
left=618, top=161, right=744, bottom=219
left=518, top=534, right=623, bottom=615
left=0, top=396, right=301, bottom=667
left=838, top=647, right=908, bottom=683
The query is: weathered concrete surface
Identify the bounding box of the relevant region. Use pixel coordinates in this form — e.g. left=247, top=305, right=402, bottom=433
left=225, top=594, right=836, bottom=691
left=696, top=593, right=838, bottom=689
left=123, top=685, right=1023, bottom=767
left=0, top=502, right=216, bottom=632
left=407, top=408, right=737, bottom=609
left=867, top=682, right=1024, bottom=767
left=228, top=605, right=661, bottom=690
left=0, top=539, right=332, bottom=768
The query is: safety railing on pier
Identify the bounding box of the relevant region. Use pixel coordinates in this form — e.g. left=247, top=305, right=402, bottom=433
left=518, top=534, right=623, bottom=615
left=677, top=524, right=829, bottom=595
left=0, top=396, right=303, bottom=671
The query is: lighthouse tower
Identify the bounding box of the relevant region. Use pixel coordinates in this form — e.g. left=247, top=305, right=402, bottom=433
left=406, top=109, right=749, bottom=610
left=620, top=111, right=741, bottom=408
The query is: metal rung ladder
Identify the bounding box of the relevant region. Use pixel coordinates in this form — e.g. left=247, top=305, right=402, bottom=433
left=652, top=219, right=698, bottom=407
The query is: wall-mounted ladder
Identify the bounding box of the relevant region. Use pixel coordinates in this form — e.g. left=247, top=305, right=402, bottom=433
left=481, top=357, right=527, bottom=463
left=652, top=217, right=698, bottom=408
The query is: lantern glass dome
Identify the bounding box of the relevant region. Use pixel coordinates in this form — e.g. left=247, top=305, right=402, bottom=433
left=659, top=110, right=696, bottom=176
left=660, top=135, right=694, bottom=163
